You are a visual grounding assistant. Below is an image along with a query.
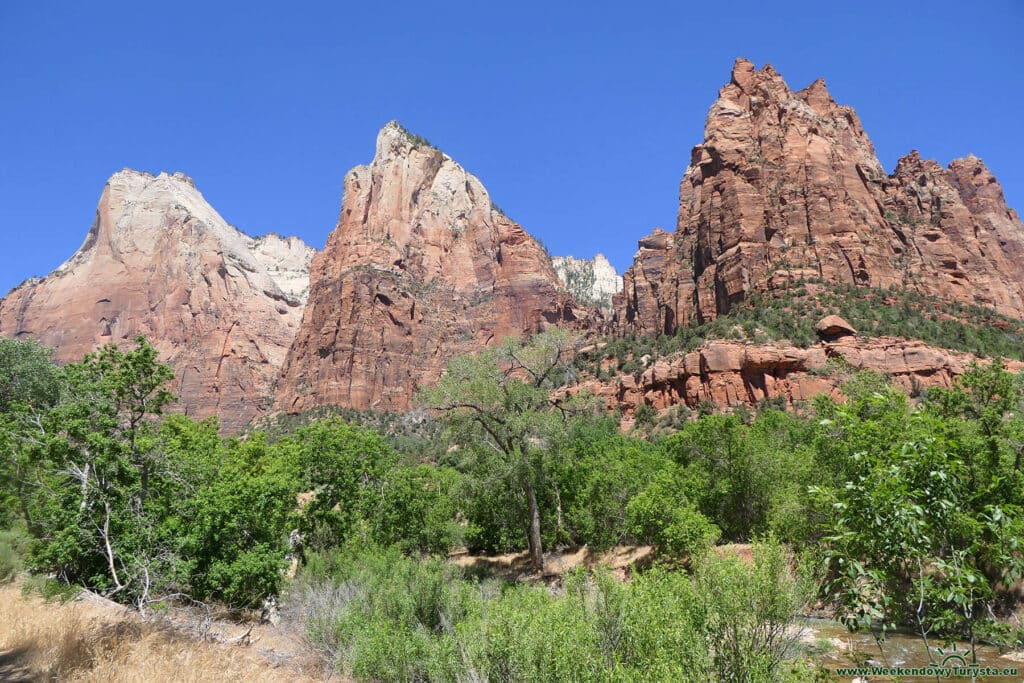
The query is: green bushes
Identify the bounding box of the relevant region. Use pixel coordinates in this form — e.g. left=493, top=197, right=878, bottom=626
left=696, top=541, right=819, bottom=681
left=626, top=468, right=719, bottom=559
left=0, top=526, right=29, bottom=584
left=661, top=412, right=819, bottom=544
left=290, top=541, right=817, bottom=682
left=810, top=362, right=1024, bottom=658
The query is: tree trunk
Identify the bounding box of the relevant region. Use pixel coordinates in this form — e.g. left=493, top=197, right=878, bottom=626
left=524, top=480, right=544, bottom=573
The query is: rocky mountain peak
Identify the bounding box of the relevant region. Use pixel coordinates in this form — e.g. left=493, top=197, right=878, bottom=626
left=552, top=254, right=621, bottom=311
left=0, top=168, right=315, bottom=432
left=276, top=124, right=583, bottom=413
left=615, top=60, right=1024, bottom=335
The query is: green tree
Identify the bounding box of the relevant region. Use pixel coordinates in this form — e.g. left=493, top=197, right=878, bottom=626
left=812, top=378, right=1024, bottom=660
left=174, top=425, right=301, bottom=608
left=288, top=419, right=398, bottom=550
left=0, top=338, right=64, bottom=528
left=419, top=330, right=578, bottom=572
left=24, top=337, right=177, bottom=605
left=626, top=466, right=719, bottom=560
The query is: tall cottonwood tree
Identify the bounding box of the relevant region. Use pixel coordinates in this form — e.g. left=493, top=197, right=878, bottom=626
left=419, top=330, right=577, bottom=572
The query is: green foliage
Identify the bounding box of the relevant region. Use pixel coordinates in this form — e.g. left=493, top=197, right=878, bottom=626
left=0, top=525, right=30, bottom=584
left=172, top=425, right=302, bottom=608
left=392, top=121, right=435, bottom=150
left=575, top=283, right=1024, bottom=383
left=632, top=403, right=656, bottom=427
left=281, top=419, right=462, bottom=554
left=626, top=467, right=719, bottom=559
left=662, top=411, right=819, bottom=543
left=0, top=338, right=65, bottom=527
left=419, top=330, right=579, bottom=570
left=21, top=337, right=178, bottom=604
left=365, top=463, right=464, bottom=554
left=2, top=338, right=303, bottom=610
left=695, top=540, right=820, bottom=682
left=289, top=419, right=396, bottom=548
left=249, top=405, right=447, bottom=462
left=0, top=337, right=62, bottom=414
left=291, top=541, right=817, bottom=682
left=549, top=417, right=670, bottom=551
left=812, top=362, right=1024, bottom=652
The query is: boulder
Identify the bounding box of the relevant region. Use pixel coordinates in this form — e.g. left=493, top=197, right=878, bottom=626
left=815, top=315, right=857, bottom=339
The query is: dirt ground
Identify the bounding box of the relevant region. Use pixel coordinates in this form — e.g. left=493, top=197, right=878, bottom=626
left=450, top=544, right=656, bottom=582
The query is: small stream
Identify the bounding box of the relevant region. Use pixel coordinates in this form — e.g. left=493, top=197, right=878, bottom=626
left=800, top=619, right=1023, bottom=681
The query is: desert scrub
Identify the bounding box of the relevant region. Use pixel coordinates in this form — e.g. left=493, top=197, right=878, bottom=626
left=287, top=542, right=821, bottom=682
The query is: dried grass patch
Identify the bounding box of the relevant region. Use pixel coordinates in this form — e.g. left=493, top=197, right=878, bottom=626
left=0, top=583, right=331, bottom=682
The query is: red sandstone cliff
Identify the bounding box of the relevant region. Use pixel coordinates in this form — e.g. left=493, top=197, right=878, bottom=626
left=275, top=122, right=583, bottom=413
left=578, top=334, right=1024, bottom=426
left=0, top=170, right=314, bottom=432
left=614, top=59, right=1024, bottom=334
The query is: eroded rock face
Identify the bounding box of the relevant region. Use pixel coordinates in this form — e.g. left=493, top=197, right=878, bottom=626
left=275, top=122, right=583, bottom=413
left=580, top=338, right=1023, bottom=422
left=0, top=170, right=314, bottom=432
left=614, top=59, right=1024, bottom=334
left=552, top=254, right=621, bottom=311
left=249, top=233, right=316, bottom=304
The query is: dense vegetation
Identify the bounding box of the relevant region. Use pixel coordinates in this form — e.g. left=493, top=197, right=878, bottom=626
left=3, top=331, right=1024, bottom=680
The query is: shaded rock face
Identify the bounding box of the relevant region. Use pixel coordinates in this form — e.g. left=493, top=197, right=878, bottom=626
left=552, top=254, right=621, bottom=311
left=580, top=338, right=1023, bottom=422
left=0, top=170, right=314, bottom=432
left=615, top=59, right=1024, bottom=334
left=276, top=122, right=582, bottom=413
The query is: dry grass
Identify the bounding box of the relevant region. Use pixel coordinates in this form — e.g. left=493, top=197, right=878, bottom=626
left=0, top=583, right=335, bottom=682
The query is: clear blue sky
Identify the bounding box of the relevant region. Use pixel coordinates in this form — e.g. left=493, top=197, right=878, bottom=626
left=1, top=1, right=1021, bottom=295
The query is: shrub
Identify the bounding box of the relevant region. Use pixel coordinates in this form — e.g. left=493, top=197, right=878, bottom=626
left=625, top=468, right=719, bottom=560
left=633, top=403, right=656, bottom=427
left=289, top=543, right=819, bottom=682
left=696, top=541, right=819, bottom=682
left=0, top=526, right=30, bottom=584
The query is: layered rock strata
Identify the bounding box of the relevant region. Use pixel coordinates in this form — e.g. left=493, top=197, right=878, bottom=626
left=0, top=170, right=314, bottom=432
left=615, top=59, right=1024, bottom=334
left=580, top=337, right=1022, bottom=420
left=276, top=122, right=583, bottom=413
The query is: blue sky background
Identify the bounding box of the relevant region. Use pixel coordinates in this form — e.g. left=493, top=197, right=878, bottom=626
left=1, top=1, right=1021, bottom=295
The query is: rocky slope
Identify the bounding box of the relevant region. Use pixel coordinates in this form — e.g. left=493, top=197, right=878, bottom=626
left=275, top=122, right=584, bottom=413
left=578, top=326, right=1024, bottom=423
left=614, top=58, right=1024, bottom=334
left=0, top=170, right=314, bottom=432
left=552, top=254, right=621, bottom=311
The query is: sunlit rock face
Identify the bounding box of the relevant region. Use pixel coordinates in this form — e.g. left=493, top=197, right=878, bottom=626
left=276, top=122, right=586, bottom=413
left=0, top=169, right=314, bottom=432
left=552, top=254, right=621, bottom=311
left=614, top=58, right=1024, bottom=335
